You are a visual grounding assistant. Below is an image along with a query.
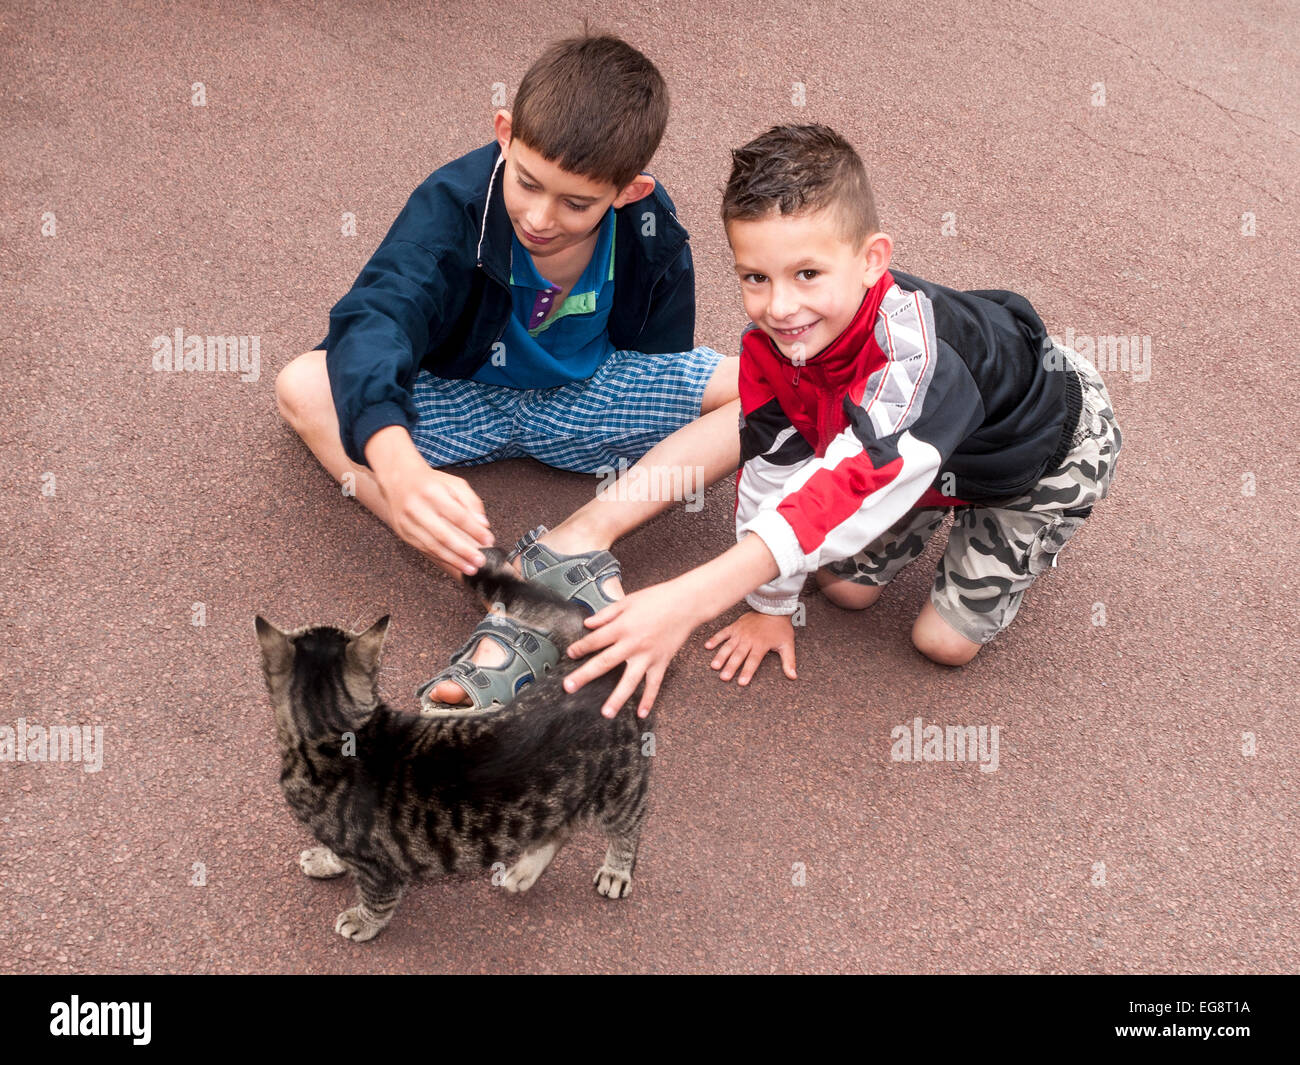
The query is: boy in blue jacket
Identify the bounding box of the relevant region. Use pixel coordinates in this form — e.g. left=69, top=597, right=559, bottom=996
left=275, top=32, right=739, bottom=710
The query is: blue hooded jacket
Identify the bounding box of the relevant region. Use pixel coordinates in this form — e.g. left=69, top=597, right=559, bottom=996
left=316, top=141, right=696, bottom=467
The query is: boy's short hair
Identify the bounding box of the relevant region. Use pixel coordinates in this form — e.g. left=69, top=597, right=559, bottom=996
left=721, top=124, right=880, bottom=248
left=511, top=30, right=669, bottom=190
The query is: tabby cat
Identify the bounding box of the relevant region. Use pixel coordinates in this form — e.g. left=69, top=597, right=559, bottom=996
left=255, top=549, right=651, bottom=942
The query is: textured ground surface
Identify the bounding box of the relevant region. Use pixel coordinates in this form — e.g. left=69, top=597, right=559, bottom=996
left=2, top=0, right=1296, bottom=973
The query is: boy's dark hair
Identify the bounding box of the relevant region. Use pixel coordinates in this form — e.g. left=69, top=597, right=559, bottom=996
left=511, top=30, right=669, bottom=190
left=721, top=124, right=880, bottom=248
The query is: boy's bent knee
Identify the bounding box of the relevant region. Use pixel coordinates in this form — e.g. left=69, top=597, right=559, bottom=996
left=816, top=570, right=883, bottom=610
left=276, top=349, right=329, bottom=426
left=700, top=356, right=740, bottom=413
left=911, top=602, right=982, bottom=666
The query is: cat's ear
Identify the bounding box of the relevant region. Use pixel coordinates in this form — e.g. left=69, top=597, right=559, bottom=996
left=346, top=615, right=391, bottom=675
left=255, top=616, right=294, bottom=675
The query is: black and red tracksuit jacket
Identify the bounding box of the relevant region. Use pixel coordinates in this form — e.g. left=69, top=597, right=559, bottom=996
left=736, top=268, right=1082, bottom=614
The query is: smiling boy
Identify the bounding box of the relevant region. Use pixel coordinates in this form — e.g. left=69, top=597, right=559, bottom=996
left=563, top=124, right=1122, bottom=717
left=275, top=32, right=741, bottom=710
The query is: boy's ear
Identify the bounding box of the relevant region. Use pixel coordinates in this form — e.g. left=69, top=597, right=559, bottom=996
left=493, top=109, right=513, bottom=155
left=863, top=232, right=894, bottom=287
left=612, top=173, right=656, bottom=208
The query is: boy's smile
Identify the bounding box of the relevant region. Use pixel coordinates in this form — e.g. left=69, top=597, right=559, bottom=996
left=727, top=208, right=892, bottom=363
left=493, top=110, right=655, bottom=264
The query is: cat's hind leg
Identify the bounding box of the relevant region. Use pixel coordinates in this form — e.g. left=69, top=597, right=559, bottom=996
left=299, top=845, right=347, bottom=878
left=501, top=828, right=570, bottom=894
left=335, top=868, right=405, bottom=942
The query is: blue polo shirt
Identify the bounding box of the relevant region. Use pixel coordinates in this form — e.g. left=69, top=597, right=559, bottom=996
left=470, top=207, right=618, bottom=388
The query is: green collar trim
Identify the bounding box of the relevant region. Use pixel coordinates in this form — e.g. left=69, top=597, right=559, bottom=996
left=526, top=224, right=616, bottom=336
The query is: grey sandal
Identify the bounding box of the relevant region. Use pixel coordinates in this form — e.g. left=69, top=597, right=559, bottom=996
left=415, top=613, right=561, bottom=714
left=508, top=526, right=623, bottom=615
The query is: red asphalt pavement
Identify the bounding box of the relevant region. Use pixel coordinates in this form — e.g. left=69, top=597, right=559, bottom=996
left=2, top=1, right=1296, bottom=973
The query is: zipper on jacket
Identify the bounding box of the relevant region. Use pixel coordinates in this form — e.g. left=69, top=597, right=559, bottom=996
left=818, top=379, right=838, bottom=452
left=470, top=258, right=511, bottom=362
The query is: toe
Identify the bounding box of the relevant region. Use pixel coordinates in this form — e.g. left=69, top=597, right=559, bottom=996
left=430, top=680, right=470, bottom=705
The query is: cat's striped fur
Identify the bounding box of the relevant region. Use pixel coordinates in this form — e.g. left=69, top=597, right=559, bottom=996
left=256, top=549, right=651, bottom=942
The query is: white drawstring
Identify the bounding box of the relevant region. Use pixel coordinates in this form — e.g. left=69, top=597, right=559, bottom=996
left=476, top=152, right=505, bottom=264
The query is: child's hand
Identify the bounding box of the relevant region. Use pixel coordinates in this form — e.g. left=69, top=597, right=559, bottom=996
left=562, top=535, right=786, bottom=718
left=380, top=460, right=494, bottom=577
left=563, top=579, right=702, bottom=719
left=704, top=610, right=797, bottom=687
left=365, top=425, right=493, bottom=576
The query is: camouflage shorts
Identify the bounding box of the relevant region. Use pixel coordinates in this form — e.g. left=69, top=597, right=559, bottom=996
left=824, top=345, right=1122, bottom=644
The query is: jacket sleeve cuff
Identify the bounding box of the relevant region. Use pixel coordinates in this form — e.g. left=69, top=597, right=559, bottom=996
left=348, top=401, right=417, bottom=468
left=746, top=590, right=801, bottom=616
left=740, top=510, right=806, bottom=581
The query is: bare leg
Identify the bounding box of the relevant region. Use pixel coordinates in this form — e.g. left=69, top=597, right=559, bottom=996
left=543, top=397, right=741, bottom=558
left=277, top=349, right=485, bottom=582
left=276, top=351, right=399, bottom=529
left=543, top=354, right=738, bottom=545
left=814, top=567, right=885, bottom=610
left=912, top=599, right=982, bottom=666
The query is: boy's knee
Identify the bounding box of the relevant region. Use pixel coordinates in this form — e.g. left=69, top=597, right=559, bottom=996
left=911, top=603, right=982, bottom=666
left=816, top=569, right=883, bottom=610
left=700, top=356, right=740, bottom=413
left=276, top=349, right=328, bottom=426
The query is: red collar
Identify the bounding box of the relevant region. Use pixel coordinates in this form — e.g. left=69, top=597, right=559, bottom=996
left=746, top=270, right=894, bottom=388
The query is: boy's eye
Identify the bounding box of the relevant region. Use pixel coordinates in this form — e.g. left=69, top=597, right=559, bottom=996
left=796, top=269, right=819, bottom=281
left=742, top=273, right=768, bottom=284
left=517, top=177, right=588, bottom=212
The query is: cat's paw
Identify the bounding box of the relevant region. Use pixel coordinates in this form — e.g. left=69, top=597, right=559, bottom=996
left=498, top=836, right=564, bottom=894
left=299, top=846, right=347, bottom=878
left=593, top=864, right=633, bottom=899
left=502, top=852, right=549, bottom=894
left=334, top=905, right=389, bottom=942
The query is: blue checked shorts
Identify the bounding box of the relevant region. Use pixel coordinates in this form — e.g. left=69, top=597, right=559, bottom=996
left=408, top=347, right=726, bottom=474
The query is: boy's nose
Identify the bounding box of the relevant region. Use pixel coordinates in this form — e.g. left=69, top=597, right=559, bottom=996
left=768, top=286, right=798, bottom=321
left=525, top=206, right=554, bottom=234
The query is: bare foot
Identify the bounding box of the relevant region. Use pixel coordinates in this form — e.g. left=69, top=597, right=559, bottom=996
left=428, top=530, right=623, bottom=705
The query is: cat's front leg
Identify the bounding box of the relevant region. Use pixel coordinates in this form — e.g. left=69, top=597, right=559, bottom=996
left=334, top=902, right=392, bottom=942
left=299, top=845, right=347, bottom=878
left=334, top=868, right=405, bottom=943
